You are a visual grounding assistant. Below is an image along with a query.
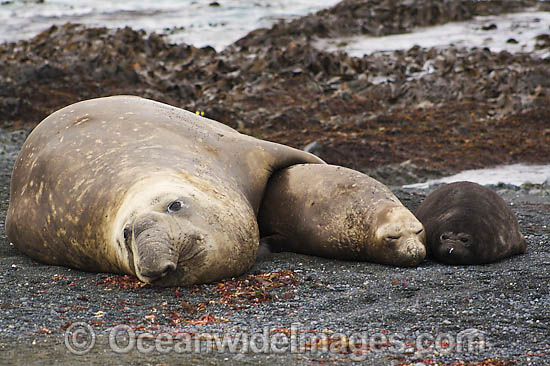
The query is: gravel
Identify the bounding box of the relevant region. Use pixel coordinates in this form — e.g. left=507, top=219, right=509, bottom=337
left=0, top=132, right=548, bottom=366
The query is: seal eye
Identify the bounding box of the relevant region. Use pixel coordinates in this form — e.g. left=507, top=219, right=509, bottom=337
left=385, top=235, right=400, bottom=242
left=460, top=237, right=471, bottom=246
left=167, top=200, right=183, bottom=213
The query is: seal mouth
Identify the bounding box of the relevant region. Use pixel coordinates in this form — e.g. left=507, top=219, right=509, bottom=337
left=389, top=236, right=426, bottom=266
left=142, top=248, right=207, bottom=286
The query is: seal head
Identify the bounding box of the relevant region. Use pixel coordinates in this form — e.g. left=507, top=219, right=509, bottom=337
left=372, top=205, right=426, bottom=266
left=415, top=181, right=526, bottom=264
left=113, top=175, right=258, bottom=286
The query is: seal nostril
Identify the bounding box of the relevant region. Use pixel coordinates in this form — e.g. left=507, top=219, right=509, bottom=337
left=162, top=262, right=176, bottom=277
left=141, top=261, right=176, bottom=280
left=155, top=261, right=176, bottom=279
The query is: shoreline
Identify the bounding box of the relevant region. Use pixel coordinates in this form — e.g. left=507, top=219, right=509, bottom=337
left=1, top=21, right=549, bottom=179
left=0, top=0, right=342, bottom=49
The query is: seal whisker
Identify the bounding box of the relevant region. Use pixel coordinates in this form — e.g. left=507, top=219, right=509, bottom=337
left=178, top=247, right=205, bottom=264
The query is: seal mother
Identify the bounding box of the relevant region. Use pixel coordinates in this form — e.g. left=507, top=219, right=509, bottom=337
left=6, top=96, right=324, bottom=286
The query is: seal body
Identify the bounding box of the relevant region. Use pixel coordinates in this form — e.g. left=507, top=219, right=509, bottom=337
left=415, top=181, right=526, bottom=264
left=258, top=164, right=427, bottom=266
left=6, top=96, right=322, bottom=286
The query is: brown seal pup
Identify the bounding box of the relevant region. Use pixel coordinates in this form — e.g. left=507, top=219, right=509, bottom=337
left=6, top=96, right=323, bottom=286
left=415, top=181, right=526, bottom=264
left=258, top=164, right=427, bottom=266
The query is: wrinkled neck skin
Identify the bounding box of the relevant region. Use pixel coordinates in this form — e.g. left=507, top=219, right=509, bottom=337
left=372, top=205, right=427, bottom=266
left=109, top=174, right=259, bottom=286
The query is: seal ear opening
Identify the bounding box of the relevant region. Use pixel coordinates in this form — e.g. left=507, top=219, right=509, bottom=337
left=123, top=227, right=131, bottom=244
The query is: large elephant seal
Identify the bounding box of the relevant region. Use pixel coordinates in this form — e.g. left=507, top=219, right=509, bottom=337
left=258, top=164, right=427, bottom=266
left=6, top=96, right=323, bottom=286
left=415, top=181, right=526, bottom=264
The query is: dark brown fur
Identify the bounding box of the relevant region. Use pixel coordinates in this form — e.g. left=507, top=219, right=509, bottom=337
left=415, top=181, right=526, bottom=264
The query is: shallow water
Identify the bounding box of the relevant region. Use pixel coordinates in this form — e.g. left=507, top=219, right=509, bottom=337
left=316, top=11, right=550, bottom=57
left=405, top=163, right=550, bottom=189
left=0, top=0, right=340, bottom=50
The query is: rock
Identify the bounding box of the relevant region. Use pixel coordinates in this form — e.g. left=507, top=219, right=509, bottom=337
left=364, top=160, right=446, bottom=187
left=534, top=34, right=550, bottom=50
left=0, top=0, right=548, bottom=177
left=495, top=182, right=520, bottom=191
left=482, top=23, right=497, bottom=31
